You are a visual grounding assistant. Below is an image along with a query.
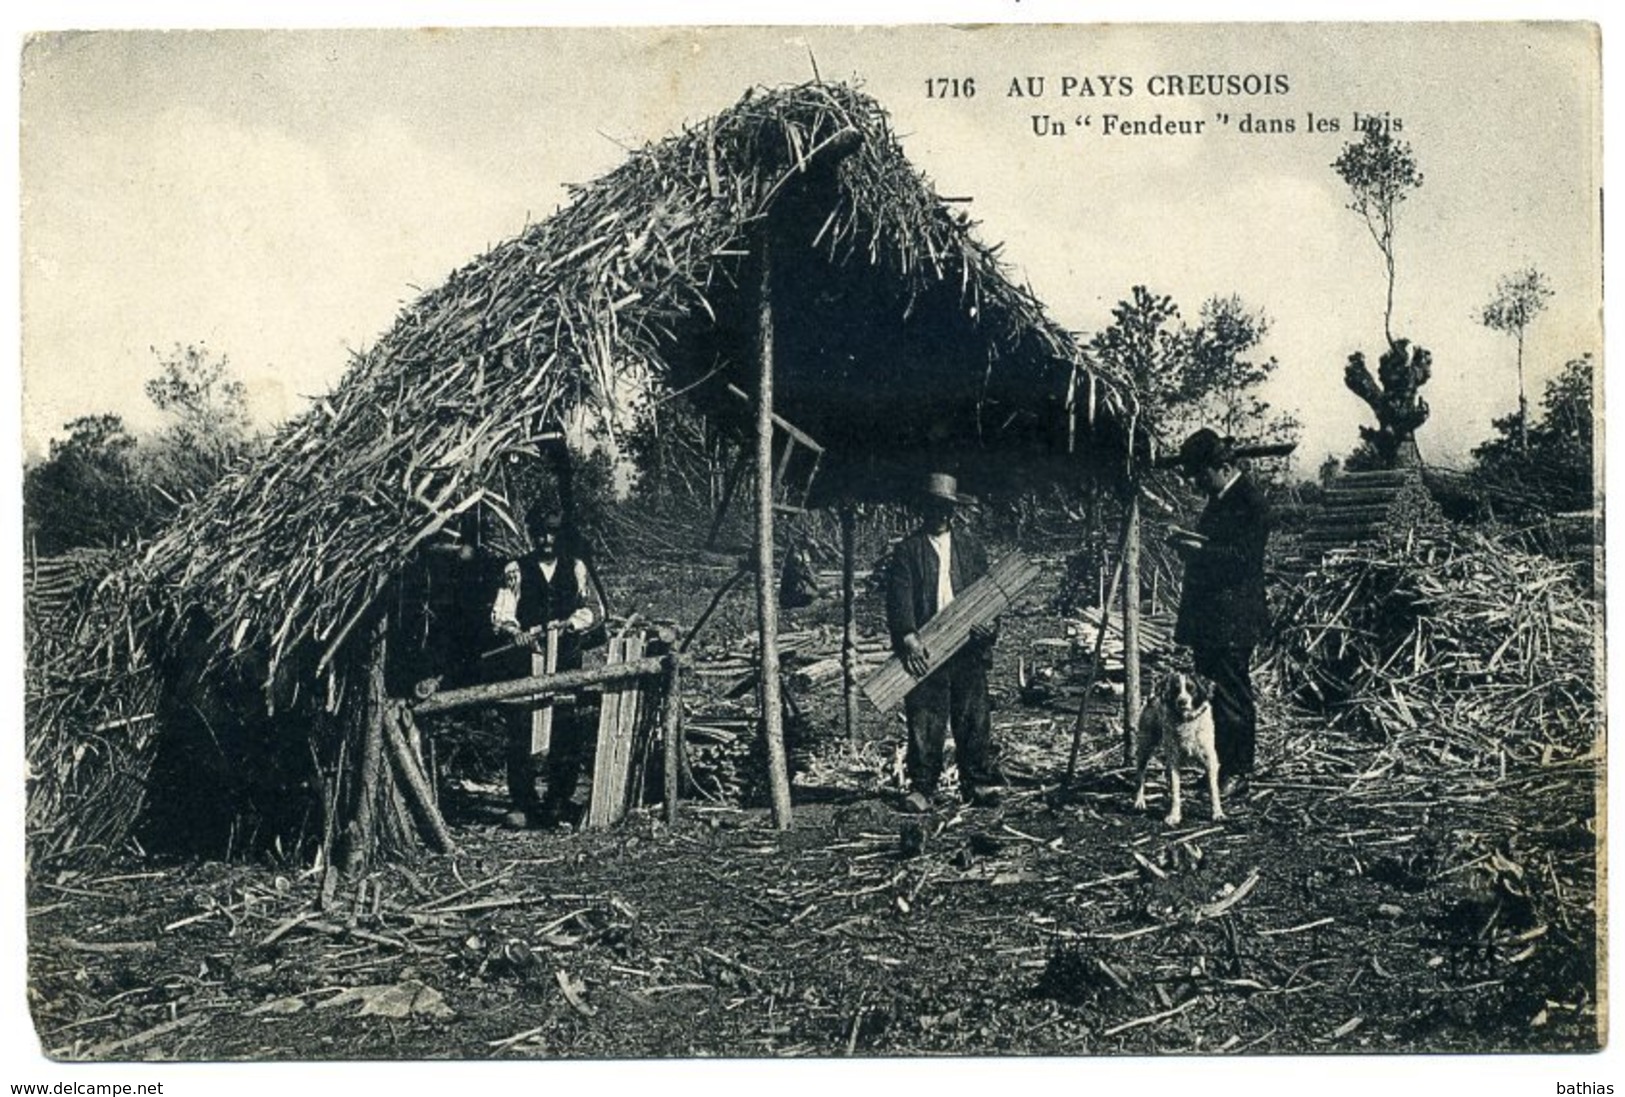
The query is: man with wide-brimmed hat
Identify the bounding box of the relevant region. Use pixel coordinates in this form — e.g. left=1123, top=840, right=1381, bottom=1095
left=490, top=505, right=602, bottom=829
left=1166, top=428, right=1272, bottom=796
left=885, top=472, right=1004, bottom=813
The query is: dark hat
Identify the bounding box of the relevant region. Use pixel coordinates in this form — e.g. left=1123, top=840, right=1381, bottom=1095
left=524, top=505, right=564, bottom=533
left=1161, top=428, right=1236, bottom=474
left=920, top=472, right=974, bottom=507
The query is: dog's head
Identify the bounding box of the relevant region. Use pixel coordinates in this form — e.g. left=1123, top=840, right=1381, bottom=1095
left=1158, top=670, right=1214, bottom=721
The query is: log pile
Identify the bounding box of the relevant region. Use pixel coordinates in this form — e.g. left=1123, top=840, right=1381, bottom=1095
left=1294, top=468, right=1445, bottom=560
left=1267, top=525, right=1598, bottom=767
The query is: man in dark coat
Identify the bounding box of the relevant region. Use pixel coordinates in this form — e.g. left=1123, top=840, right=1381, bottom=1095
left=490, top=507, right=601, bottom=828
left=1168, top=429, right=1272, bottom=794
left=886, top=472, right=1003, bottom=813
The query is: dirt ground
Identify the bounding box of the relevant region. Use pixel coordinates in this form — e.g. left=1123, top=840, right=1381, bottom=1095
left=26, top=557, right=1601, bottom=1060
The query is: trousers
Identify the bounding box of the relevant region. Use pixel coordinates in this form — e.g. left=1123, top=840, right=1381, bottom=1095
left=903, top=647, right=999, bottom=796
left=1191, top=643, right=1256, bottom=778
left=505, top=701, right=593, bottom=812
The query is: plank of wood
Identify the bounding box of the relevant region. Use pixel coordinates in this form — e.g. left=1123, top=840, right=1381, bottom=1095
left=529, top=630, right=559, bottom=756
left=586, top=635, right=647, bottom=829
left=862, top=552, right=1042, bottom=713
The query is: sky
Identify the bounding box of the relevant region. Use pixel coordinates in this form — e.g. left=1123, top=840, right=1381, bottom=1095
left=5, top=5, right=1620, bottom=1096
left=16, top=19, right=1602, bottom=477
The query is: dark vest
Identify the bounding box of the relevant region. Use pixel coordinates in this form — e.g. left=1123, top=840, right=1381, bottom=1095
left=510, top=552, right=590, bottom=671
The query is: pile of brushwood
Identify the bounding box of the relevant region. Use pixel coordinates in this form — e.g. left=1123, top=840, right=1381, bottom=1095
left=1266, top=524, right=1598, bottom=769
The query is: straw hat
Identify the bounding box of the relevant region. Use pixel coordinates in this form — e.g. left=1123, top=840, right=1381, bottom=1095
left=920, top=472, right=973, bottom=506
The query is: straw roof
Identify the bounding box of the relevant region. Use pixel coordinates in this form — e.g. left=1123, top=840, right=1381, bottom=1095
left=129, top=81, right=1137, bottom=699
left=29, top=82, right=1146, bottom=867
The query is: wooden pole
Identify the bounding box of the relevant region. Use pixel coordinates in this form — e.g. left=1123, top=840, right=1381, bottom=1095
left=1066, top=503, right=1135, bottom=785
left=840, top=505, right=859, bottom=742
left=1123, top=491, right=1142, bottom=768
left=755, top=236, right=794, bottom=830
left=343, top=616, right=388, bottom=873
left=530, top=628, right=559, bottom=757
left=662, top=653, right=682, bottom=826
left=414, top=655, right=670, bottom=715
left=383, top=706, right=455, bottom=853
left=705, top=447, right=751, bottom=549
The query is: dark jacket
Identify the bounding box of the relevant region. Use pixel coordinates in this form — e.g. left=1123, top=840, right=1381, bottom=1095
left=886, top=526, right=992, bottom=653
left=1174, top=472, right=1272, bottom=649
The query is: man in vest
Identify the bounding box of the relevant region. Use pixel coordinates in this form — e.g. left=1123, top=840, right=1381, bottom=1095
left=491, top=507, right=601, bottom=829
left=886, top=472, right=1004, bottom=814
left=1168, top=428, right=1272, bottom=797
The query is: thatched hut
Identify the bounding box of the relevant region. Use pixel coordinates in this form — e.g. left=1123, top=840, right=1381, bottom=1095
left=26, top=81, right=1148, bottom=873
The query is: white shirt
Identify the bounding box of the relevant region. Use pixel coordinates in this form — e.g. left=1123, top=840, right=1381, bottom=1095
left=929, top=530, right=954, bottom=613
left=491, top=557, right=597, bottom=635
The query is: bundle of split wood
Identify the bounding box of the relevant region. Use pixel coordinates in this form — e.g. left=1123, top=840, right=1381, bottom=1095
left=690, top=625, right=890, bottom=695
left=1268, top=525, right=1598, bottom=768
left=1064, top=607, right=1174, bottom=659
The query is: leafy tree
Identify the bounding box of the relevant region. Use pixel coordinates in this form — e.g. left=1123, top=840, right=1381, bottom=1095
left=1332, top=126, right=1424, bottom=344
left=142, top=342, right=257, bottom=504
left=1472, top=353, right=1594, bottom=514
left=1181, top=294, right=1300, bottom=456
left=1480, top=267, right=1554, bottom=454
left=24, top=414, right=158, bottom=554
left=1088, top=287, right=1299, bottom=473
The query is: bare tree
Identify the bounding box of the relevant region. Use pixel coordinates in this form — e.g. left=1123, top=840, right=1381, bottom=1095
left=1332, top=127, right=1424, bottom=345
left=1480, top=267, right=1554, bottom=454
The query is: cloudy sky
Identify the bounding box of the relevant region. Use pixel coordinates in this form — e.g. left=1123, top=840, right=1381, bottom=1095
left=17, top=20, right=1601, bottom=475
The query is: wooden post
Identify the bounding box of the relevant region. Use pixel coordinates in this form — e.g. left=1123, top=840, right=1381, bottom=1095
left=343, top=616, right=388, bottom=873
left=531, top=627, right=559, bottom=757
left=1067, top=506, right=1135, bottom=785
left=662, top=653, right=682, bottom=826
left=1122, top=491, right=1142, bottom=768
left=383, top=706, right=455, bottom=853
left=840, top=505, right=859, bottom=742
left=705, top=447, right=751, bottom=549
left=755, top=237, right=794, bottom=830
left=414, top=655, right=670, bottom=715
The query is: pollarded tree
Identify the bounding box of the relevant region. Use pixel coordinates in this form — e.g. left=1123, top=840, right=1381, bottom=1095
left=1480, top=267, right=1554, bottom=455
left=1333, top=127, right=1430, bottom=469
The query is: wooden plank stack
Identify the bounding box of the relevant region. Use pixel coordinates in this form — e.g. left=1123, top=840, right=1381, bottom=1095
left=862, top=551, right=1042, bottom=712
left=585, top=633, right=651, bottom=829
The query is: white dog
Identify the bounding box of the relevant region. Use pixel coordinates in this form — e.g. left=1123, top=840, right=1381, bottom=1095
left=1133, top=670, right=1225, bottom=825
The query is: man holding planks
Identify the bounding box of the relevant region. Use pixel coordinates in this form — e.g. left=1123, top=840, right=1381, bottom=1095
left=886, top=472, right=1005, bottom=813
left=1166, top=428, right=1273, bottom=798
left=490, top=506, right=602, bottom=829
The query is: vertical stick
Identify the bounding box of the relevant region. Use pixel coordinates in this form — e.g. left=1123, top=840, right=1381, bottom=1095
left=662, top=653, right=682, bottom=826
left=755, top=236, right=794, bottom=830
left=531, top=627, right=559, bottom=756
left=1067, top=496, right=1135, bottom=785
left=840, top=505, right=859, bottom=742
left=384, top=705, right=455, bottom=853
left=1123, top=491, right=1143, bottom=768
left=344, top=616, right=388, bottom=873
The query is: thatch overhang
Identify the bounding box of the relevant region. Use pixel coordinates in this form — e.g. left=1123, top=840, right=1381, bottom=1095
left=30, top=81, right=1152, bottom=866
left=137, top=81, right=1142, bottom=702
